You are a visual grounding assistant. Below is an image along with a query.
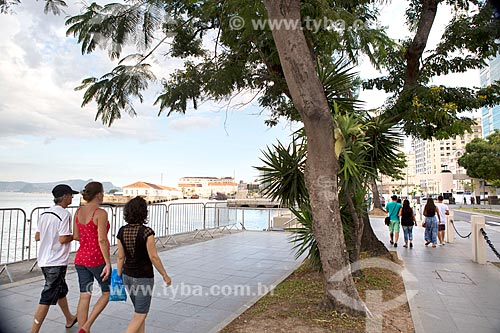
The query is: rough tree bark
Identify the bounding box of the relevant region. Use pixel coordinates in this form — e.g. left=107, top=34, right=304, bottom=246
left=404, top=0, right=438, bottom=89
left=344, top=187, right=364, bottom=264
left=361, top=212, right=391, bottom=257
left=263, top=0, right=365, bottom=316
left=371, top=177, right=383, bottom=210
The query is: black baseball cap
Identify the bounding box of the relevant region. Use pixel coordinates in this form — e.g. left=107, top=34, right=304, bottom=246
left=52, top=184, right=79, bottom=198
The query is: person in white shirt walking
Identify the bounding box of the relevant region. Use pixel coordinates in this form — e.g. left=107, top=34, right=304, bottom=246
left=436, top=195, right=450, bottom=246
left=31, top=184, right=79, bottom=333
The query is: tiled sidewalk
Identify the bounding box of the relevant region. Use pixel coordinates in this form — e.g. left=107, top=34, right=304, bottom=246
left=0, top=232, right=303, bottom=333
left=371, top=215, right=500, bottom=333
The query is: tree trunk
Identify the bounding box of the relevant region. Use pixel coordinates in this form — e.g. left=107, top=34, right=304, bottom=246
left=263, top=0, right=365, bottom=316
left=361, top=211, right=391, bottom=257
left=371, top=177, right=383, bottom=210
left=404, top=0, right=438, bottom=88
left=344, top=187, right=363, bottom=264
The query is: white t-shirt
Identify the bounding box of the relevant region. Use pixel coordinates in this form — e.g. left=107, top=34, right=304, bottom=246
left=436, top=202, right=449, bottom=225
left=37, top=205, right=72, bottom=267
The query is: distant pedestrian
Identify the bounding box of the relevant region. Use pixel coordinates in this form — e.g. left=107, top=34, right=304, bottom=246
left=399, top=199, right=417, bottom=248
left=436, top=195, right=450, bottom=246
left=117, top=196, right=172, bottom=333
left=471, top=196, right=475, bottom=204
left=386, top=195, right=402, bottom=247
left=463, top=197, right=467, bottom=205
left=423, top=197, right=440, bottom=248
left=73, top=181, right=111, bottom=333
left=31, top=184, right=79, bottom=333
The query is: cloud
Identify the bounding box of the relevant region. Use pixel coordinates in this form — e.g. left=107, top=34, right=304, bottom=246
left=168, top=116, right=218, bottom=131
left=0, top=2, right=179, bottom=144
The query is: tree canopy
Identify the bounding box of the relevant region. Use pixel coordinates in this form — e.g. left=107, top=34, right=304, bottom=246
left=5, top=1, right=500, bottom=142
left=458, top=130, right=500, bottom=187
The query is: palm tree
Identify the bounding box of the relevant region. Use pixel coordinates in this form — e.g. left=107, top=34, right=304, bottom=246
left=256, top=61, right=406, bottom=268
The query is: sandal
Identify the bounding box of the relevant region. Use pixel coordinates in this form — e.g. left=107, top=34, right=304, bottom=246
left=65, top=317, right=78, bottom=329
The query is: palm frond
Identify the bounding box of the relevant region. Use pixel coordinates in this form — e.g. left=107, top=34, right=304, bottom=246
left=76, top=64, right=156, bottom=126
left=318, top=58, right=363, bottom=113
left=66, top=2, right=164, bottom=59
left=43, top=0, right=66, bottom=15
left=287, top=206, right=321, bottom=271
left=254, top=139, right=308, bottom=208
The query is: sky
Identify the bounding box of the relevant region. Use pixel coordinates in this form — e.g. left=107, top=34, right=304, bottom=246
left=0, top=1, right=480, bottom=188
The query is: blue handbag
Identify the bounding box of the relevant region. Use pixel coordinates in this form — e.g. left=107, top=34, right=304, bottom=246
left=109, top=268, right=127, bottom=302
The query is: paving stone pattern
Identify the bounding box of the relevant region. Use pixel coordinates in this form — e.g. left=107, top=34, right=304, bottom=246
left=371, top=216, right=500, bottom=333
left=0, top=232, right=303, bottom=333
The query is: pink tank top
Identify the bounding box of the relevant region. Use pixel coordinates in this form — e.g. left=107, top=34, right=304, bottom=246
left=74, top=208, right=110, bottom=267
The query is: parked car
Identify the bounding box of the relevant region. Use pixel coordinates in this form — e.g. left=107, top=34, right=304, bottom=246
left=190, top=194, right=199, bottom=199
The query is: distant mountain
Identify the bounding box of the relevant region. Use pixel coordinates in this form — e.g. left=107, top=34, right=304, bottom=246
left=0, top=179, right=121, bottom=193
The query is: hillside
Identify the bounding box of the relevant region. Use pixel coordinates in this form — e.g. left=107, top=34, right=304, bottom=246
left=0, top=179, right=121, bottom=193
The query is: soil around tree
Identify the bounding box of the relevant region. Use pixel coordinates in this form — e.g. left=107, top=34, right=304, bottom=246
left=370, top=208, right=387, bottom=216
left=221, top=254, right=414, bottom=333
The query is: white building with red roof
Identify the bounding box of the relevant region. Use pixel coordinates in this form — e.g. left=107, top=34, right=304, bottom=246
left=123, top=181, right=182, bottom=200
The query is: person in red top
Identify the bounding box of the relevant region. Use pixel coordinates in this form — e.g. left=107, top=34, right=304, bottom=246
left=73, top=181, right=111, bottom=333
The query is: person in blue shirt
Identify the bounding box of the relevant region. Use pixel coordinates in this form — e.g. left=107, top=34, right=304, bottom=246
left=386, top=195, right=402, bottom=247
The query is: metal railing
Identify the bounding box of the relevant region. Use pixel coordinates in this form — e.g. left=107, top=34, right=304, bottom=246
left=1, top=201, right=267, bottom=281
left=0, top=208, right=27, bottom=281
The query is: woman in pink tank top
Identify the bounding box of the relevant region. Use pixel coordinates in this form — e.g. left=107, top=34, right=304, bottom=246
left=73, top=181, right=111, bottom=333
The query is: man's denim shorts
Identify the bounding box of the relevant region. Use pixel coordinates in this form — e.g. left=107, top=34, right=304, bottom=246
left=123, top=274, right=155, bottom=314
left=75, top=264, right=110, bottom=293
left=39, top=266, right=69, bottom=305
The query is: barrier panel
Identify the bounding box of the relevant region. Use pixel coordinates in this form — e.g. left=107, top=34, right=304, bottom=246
left=204, top=202, right=238, bottom=232
left=0, top=208, right=27, bottom=282
left=0, top=201, right=288, bottom=281
left=167, top=202, right=204, bottom=235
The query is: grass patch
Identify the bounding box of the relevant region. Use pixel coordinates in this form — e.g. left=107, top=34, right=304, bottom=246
left=458, top=208, right=500, bottom=217
left=221, top=256, right=414, bottom=333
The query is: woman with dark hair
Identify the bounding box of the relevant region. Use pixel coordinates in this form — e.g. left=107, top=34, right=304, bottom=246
left=423, top=197, right=441, bottom=248
left=398, top=199, right=417, bottom=248
left=73, top=181, right=111, bottom=333
left=117, top=196, right=171, bottom=333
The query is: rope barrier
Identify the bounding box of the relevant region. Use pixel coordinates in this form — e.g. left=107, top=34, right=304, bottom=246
left=480, top=228, right=500, bottom=260
left=450, top=219, right=471, bottom=239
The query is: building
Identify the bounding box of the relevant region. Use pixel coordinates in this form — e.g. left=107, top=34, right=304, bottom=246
left=123, top=181, right=182, bottom=200
left=480, top=56, right=500, bottom=138
left=236, top=180, right=261, bottom=198
left=178, top=177, right=238, bottom=198
left=378, top=152, right=417, bottom=197
left=411, top=119, right=482, bottom=195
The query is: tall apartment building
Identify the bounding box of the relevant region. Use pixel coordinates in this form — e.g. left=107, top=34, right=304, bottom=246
left=378, top=152, right=416, bottom=197
left=412, top=119, right=482, bottom=194
left=480, top=56, right=500, bottom=137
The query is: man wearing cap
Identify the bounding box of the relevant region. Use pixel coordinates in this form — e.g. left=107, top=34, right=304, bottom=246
left=31, top=184, right=79, bottom=333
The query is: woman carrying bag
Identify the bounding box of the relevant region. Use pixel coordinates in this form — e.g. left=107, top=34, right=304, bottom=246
left=422, top=197, right=440, bottom=248
left=117, top=196, right=172, bottom=333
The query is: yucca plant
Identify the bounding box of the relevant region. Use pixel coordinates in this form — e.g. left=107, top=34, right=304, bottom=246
left=287, top=206, right=322, bottom=271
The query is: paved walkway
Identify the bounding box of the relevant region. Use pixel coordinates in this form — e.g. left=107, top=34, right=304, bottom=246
left=371, top=214, right=500, bottom=333
left=0, top=232, right=303, bottom=333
